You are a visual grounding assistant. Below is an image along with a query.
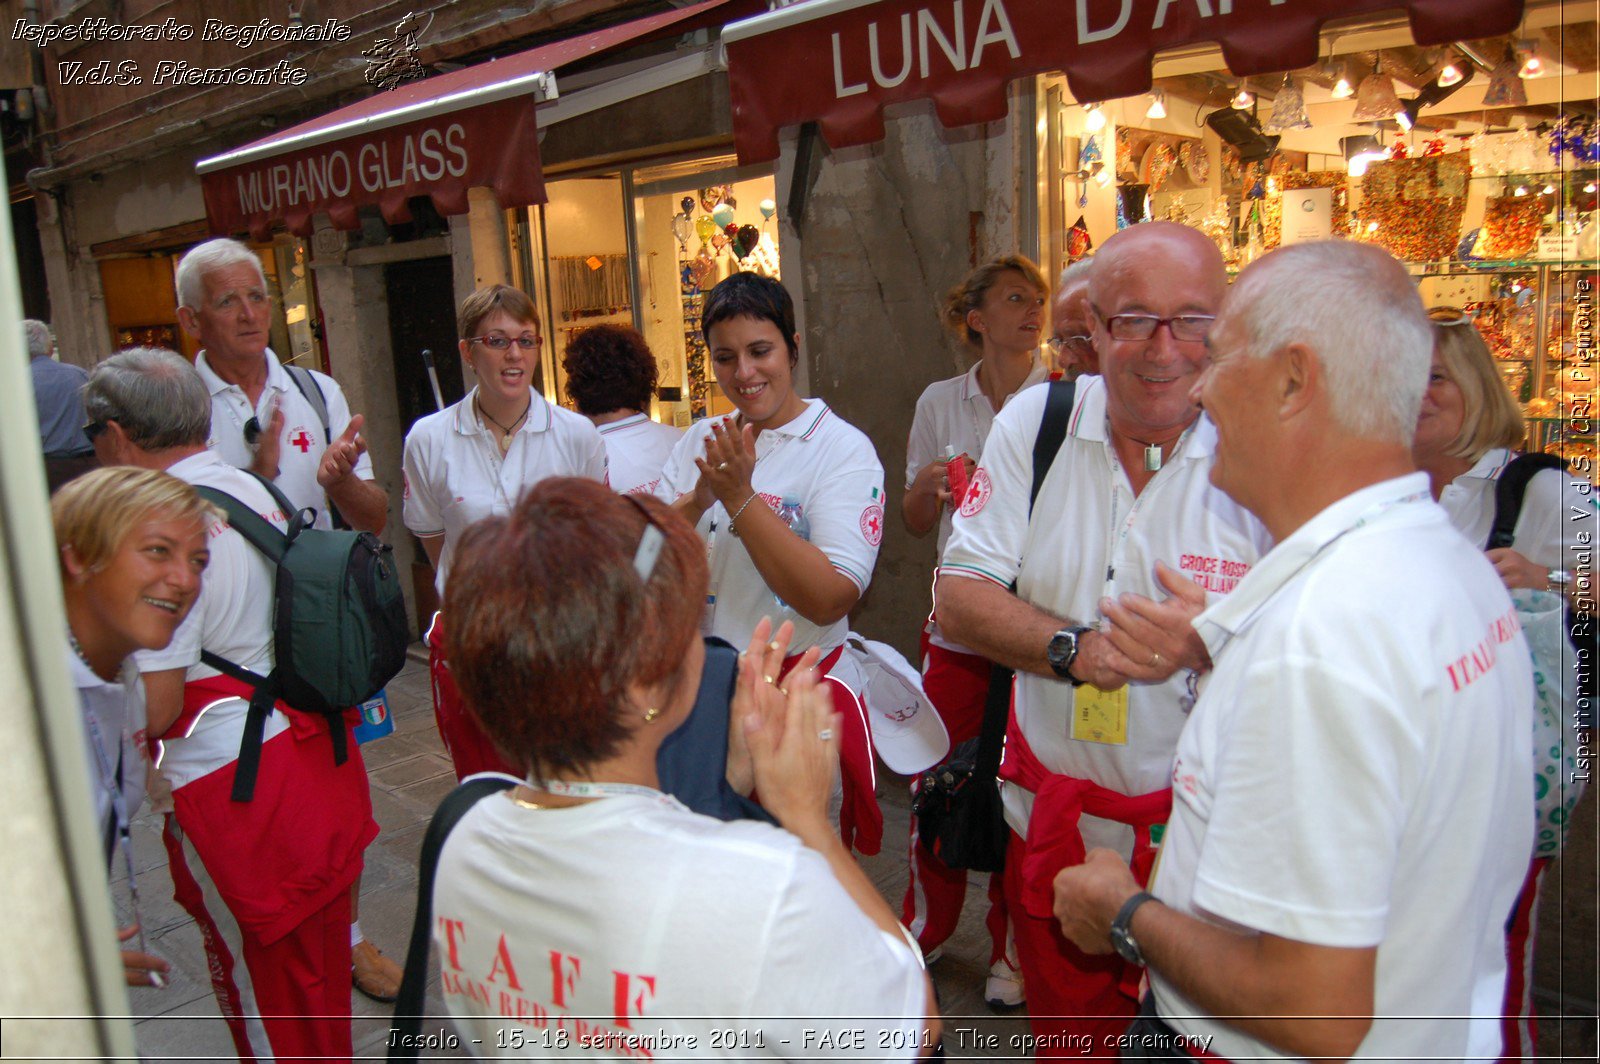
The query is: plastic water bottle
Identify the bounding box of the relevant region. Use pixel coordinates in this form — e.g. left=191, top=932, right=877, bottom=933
left=772, top=496, right=810, bottom=616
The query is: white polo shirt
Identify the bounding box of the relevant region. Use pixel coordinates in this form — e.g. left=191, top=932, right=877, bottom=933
left=598, top=412, right=683, bottom=495
left=939, top=377, right=1271, bottom=852
left=135, top=450, right=292, bottom=789
left=907, top=360, right=1049, bottom=652
left=656, top=399, right=885, bottom=656
left=1437, top=446, right=1597, bottom=570
left=1151, top=475, right=1534, bottom=1061
left=403, top=387, right=608, bottom=593
left=69, top=644, right=148, bottom=864
left=197, top=349, right=374, bottom=531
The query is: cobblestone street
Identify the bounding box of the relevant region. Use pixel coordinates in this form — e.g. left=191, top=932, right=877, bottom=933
left=118, top=648, right=1033, bottom=1060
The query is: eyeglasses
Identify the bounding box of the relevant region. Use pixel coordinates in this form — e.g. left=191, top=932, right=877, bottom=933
left=470, top=335, right=542, bottom=351
left=1100, top=314, right=1216, bottom=342
left=1047, top=335, right=1095, bottom=357
left=83, top=420, right=110, bottom=442
left=1427, top=306, right=1476, bottom=327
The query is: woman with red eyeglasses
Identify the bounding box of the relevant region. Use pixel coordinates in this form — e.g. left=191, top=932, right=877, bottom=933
left=402, top=284, right=608, bottom=780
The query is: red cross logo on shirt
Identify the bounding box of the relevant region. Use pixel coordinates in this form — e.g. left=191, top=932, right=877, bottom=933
left=860, top=503, right=885, bottom=546
left=290, top=430, right=315, bottom=453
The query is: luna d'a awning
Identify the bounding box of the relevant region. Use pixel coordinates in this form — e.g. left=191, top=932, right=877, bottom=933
left=722, top=0, right=1525, bottom=164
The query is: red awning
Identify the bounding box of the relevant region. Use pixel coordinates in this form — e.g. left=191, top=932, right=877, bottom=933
left=199, top=0, right=740, bottom=239
left=723, top=0, right=1525, bottom=164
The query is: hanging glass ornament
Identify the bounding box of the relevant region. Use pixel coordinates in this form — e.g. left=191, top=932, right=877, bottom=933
left=1262, top=76, right=1311, bottom=133
left=1482, top=49, right=1527, bottom=107
left=710, top=203, right=736, bottom=229
left=1351, top=58, right=1402, bottom=121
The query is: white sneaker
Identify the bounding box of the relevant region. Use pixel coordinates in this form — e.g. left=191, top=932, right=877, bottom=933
left=984, top=959, right=1025, bottom=1010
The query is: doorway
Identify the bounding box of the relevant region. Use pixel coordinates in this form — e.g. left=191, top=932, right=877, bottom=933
left=384, top=256, right=466, bottom=435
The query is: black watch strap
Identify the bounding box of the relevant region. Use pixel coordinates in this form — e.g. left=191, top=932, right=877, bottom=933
left=1110, top=890, right=1157, bottom=966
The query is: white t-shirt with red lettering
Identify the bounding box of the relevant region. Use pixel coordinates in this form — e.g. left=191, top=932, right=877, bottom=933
left=656, top=399, right=885, bottom=657
left=599, top=413, right=683, bottom=496
left=1151, top=475, right=1534, bottom=1061
left=434, top=789, right=927, bottom=1058
left=938, top=377, right=1272, bottom=852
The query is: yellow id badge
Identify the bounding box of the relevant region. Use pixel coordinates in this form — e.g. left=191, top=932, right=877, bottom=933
left=1071, top=684, right=1130, bottom=745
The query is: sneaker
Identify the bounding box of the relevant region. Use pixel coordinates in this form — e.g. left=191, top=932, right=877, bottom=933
left=352, top=940, right=402, bottom=1003
left=984, top=959, right=1025, bottom=1011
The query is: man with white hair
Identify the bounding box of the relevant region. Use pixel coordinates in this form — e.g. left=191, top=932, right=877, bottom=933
left=176, top=237, right=387, bottom=534
left=175, top=237, right=399, bottom=999
left=25, top=318, right=96, bottom=491
left=937, top=223, right=1271, bottom=1054
left=1048, top=261, right=1095, bottom=381
left=1053, top=241, right=1534, bottom=1060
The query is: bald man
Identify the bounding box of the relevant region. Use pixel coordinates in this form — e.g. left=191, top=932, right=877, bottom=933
left=937, top=223, right=1272, bottom=1055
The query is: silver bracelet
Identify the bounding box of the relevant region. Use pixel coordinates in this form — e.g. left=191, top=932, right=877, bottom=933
left=1547, top=569, right=1572, bottom=593
left=728, top=492, right=760, bottom=537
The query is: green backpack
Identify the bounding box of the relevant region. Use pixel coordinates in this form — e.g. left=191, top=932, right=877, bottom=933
left=195, top=472, right=408, bottom=801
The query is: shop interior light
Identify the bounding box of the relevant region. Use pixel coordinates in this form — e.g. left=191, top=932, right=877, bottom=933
left=1342, top=133, right=1387, bottom=177
left=1146, top=90, right=1167, bottom=121
left=1437, top=58, right=1464, bottom=88
left=1395, top=108, right=1413, bottom=131
left=1518, top=40, right=1544, bottom=79
left=1514, top=185, right=1530, bottom=197
left=1330, top=63, right=1354, bottom=99
left=1230, top=82, right=1254, bottom=110
left=1262, top=75, right=1311, bottom=133
left=1586, top=182, right=1598, bottom=194
left=1084, top=103, right=1106, bottom=132
left=1542, top=183, right=1557, bottom=195
left=1351, top=59, right=1402, bottom=121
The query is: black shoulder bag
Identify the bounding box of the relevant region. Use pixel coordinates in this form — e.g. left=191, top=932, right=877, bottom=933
left=913, top=379, right=1076, bottom=872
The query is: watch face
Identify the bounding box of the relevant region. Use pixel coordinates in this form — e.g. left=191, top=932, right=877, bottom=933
left=1110, top=925, right=1143, bottom=967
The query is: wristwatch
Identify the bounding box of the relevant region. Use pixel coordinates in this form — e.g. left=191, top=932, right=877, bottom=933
left=1109, top=891, right=1157, bottom=967
left=1046, top=626, right=1091, bottom=686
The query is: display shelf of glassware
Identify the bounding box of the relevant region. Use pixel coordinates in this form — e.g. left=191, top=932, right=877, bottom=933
left=1415, top=261, right=1597, bottom=478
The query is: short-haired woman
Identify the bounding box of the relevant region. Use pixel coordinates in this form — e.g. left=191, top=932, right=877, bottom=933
left=54, top=466, right=212, bottom=988
left=655, top=272, right=888, bottom=854
left=1413, top=309, right=1596, bottom=1062
left=435, top=478, right=938, bottom=1056
left=901, top=255, right=1050, bottom=1007
left=403, top=284, right=609, bottom=779
left=562, top=323, right=682, bottom=494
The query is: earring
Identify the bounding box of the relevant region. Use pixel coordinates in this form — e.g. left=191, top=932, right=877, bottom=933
left=643, top=706, right=661, bottom=723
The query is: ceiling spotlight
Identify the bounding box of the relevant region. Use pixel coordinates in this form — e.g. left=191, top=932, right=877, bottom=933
left=1146, top=90, right=1167, bottom=121
left=1518, top=40, right=1544, bottom=79
left=1437, top=59, right=1464, bottom=87
left=1541, top=183, right=1556, bottom=195
left=1342, top=133, right=1387, bottom=177
left=1513, top=185, right=1530, bottom=197
left=1084, top=103, right=1106, bottom=132
left=1395, top=108, right=1413, bottom=131
left=1231, top=83, right=1254, bottom=109
left=1585, top=182, right=1598, bottom=194
left=1330, top=64, right=1354, bottom=99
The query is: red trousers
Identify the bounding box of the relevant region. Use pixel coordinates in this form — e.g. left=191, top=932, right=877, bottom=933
left=1003, top=828, right=1136, bottom=1058
left=1501, top=856, right=1552, bottom=1062
left=165, top=815, right=355, bottom=1061
left=900, top=638, right=1010, bottom=962
left=428, top=613, right=518, bottom=780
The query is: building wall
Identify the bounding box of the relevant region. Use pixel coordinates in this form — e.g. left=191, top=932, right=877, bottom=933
left=790, top=99, right=1023, bottom=658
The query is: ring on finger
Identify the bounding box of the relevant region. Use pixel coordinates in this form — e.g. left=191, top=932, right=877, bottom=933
left=1149, top=651, right=1162, bottom=668
left=817, top=728, right=835, bottom=742
left=763, top=674, right=776, bottom=685
left=717, top=461, right=730, bottom=471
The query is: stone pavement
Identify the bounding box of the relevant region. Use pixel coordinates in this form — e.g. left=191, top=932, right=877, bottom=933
left=117, top=649, right=1032, bottom=1061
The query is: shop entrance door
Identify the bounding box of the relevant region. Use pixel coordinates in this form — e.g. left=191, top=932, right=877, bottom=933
left=385, top=256, right=466, bottom=434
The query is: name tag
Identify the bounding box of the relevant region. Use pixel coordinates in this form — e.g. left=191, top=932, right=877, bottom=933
left=1071, top=683, right=1129, bottom=745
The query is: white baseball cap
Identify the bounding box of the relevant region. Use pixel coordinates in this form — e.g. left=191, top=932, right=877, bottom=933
left=839, top=634, right=950, bottom=775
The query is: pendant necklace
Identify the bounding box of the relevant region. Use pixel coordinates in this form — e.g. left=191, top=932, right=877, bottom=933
left=1119, top=428, right=1187, bottom=472
left=477, top=395, right=531, bottom=450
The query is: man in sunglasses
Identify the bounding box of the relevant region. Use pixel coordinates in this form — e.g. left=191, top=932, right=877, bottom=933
left=175, top=238, right=388, bottom=535
left=936, top=222, right=1271, bottom=1056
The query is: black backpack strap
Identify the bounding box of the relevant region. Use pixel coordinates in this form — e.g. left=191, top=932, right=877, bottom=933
left=1487, top=453, right=1566, bottom=551
left=974, top=379, right=1078, bottom=778
left=285, top=364, right=332, bottom=445
left=1029, top=379, right=1077, bottom=516
left=194, top=485, right=292, bottom=563
left=391, top=776, right=518, bottom=1059
left=198, top=650, right=279, bottom=803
